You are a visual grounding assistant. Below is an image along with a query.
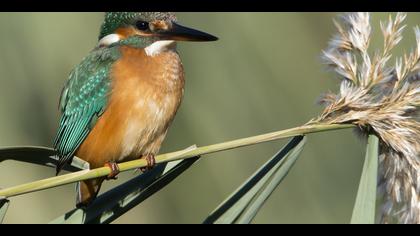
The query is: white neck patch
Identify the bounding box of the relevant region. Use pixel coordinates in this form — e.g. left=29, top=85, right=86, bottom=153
left=98, top=35, right=176, bottom=56
left=98, top=34, right=121, bottom=47
left=145, top=40, right=176, bottom=57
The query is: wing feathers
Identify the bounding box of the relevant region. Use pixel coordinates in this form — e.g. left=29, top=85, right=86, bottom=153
left=54, top=47, right=118, bottom=174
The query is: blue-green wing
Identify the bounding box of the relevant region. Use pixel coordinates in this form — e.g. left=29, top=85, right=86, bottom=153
left=54, top=47, right=118, bottom=174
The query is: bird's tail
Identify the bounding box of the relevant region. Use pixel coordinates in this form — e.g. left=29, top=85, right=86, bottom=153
left=75, top=178, right=105, bottom=208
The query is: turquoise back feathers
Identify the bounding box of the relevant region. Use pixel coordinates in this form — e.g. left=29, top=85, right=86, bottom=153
left=54, top=47, right=120, bottom=174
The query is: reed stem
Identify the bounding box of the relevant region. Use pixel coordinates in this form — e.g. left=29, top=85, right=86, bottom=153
left=0, top=122, right=354, bottom=198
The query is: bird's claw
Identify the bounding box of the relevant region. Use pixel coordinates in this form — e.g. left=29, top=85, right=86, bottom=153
left=139, top=154, right=156, bottom=173
left=104, top=162, right=120, bottom=180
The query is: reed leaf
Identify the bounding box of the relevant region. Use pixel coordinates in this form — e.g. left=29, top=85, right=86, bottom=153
left=203, top=136, right=306, bottom=224
left=0, top=146, right=89, bottom=172
left=350, top=134, right=379, bottom=224
left=0, top=198, right=9, bottom=224
left=49, top=156, right=199, bottom=224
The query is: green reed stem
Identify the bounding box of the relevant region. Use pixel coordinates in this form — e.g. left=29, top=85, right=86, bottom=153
left=0, top=123, right=354, bottom=198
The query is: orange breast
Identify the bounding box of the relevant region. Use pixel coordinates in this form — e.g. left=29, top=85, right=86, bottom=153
left=76, top=46, right=184, bottom=168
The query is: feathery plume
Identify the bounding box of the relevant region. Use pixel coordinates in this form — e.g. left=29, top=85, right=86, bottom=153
left=315, top=12, right=419, bottom=223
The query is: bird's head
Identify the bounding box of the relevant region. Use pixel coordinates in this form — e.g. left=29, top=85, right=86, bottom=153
left=98, top=12, right=217, bottom=54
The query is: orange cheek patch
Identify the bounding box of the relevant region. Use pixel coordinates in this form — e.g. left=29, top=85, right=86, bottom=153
left=115, top=27, right=139, bottom=39
left=116, top=26, right=156, bottom=38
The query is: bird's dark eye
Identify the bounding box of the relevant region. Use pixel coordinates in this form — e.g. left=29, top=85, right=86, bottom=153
left=136, top=21, right=149, bottom=31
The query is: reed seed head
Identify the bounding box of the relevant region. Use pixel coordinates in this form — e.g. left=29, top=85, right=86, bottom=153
left=315, top=12, right=420, bottom=224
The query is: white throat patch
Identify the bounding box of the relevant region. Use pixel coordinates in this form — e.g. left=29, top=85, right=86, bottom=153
left=98, top=35, right=176, bottom=56
left=98, top=34, right=121, bottom=47
left=145, top=40, right=176, bottom=57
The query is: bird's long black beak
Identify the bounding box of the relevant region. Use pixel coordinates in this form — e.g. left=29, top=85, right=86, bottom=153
left=159, top=22, right=218, bottom=42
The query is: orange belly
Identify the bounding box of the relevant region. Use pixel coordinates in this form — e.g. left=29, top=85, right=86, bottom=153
left=76, top=46, right=184, bottom=168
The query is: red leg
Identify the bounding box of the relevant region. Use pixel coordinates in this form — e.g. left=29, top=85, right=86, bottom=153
left=139, top=154, right=156, bottom=173
left=104, top=162, right=120, bottom=180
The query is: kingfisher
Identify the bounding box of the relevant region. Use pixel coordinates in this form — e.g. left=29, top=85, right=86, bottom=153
left=53, top=12, right=217, bottom=207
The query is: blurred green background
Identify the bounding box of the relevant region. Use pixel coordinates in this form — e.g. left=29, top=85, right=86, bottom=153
left=0, top=13, right=418, bottom=224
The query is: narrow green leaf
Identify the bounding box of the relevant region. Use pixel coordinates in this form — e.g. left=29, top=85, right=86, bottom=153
left=0, top=146, right=89, bottom=172
left=0, top=198, right=9, bottom=224
left=49, top=156, right=199, bottom=224
left=203, top=136, right=306, bottom=224
left=351, top=134, right=379, bottom=224
left=236, top=136, right=306, bottom=224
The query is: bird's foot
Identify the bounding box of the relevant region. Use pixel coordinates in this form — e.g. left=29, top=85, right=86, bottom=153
left=139, top=154, right=156, bottom=173
left=104, top=162, right=120, bottom=180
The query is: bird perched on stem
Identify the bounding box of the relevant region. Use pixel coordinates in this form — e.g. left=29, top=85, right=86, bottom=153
left=53, top=12, right=217, bottom=207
